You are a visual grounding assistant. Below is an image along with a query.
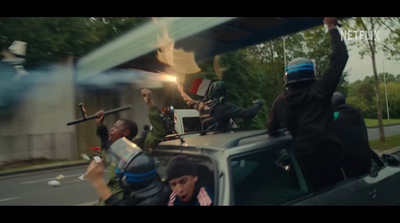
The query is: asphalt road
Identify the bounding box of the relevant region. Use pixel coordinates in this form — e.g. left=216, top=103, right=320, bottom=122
left=368, top=125, right=400, bottom=141
left=0, top=165, right=99, bottom=205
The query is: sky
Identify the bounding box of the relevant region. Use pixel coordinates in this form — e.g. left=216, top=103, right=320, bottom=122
left=343, top=29, right=400, bottom=83
left=345, top=46, right=400, bottom=83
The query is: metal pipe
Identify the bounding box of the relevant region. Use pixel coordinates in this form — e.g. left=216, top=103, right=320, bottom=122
left=66, top=104, right=132, bottom=126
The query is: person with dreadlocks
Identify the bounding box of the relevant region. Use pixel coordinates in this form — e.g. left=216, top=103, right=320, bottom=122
left=177, top=80, right=263, bottom=135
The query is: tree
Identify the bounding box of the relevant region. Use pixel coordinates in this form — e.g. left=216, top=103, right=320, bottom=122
left=0, top=17, right=148, bottom=116
left=380, top=17, right=400, bottom=61
left=0, top=17, right=149, bottom=68
left=344, top=17, right=386, bottom=142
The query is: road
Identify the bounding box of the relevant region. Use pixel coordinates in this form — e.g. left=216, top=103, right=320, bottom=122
left=368, top=125, right=400, bottom=141
left=0, top=165, right=99, bottom=205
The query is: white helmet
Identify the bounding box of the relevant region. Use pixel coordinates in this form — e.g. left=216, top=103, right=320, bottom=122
left=2, top=40, right=27, bottom=65
left=8, top=40, right=27, bottom=57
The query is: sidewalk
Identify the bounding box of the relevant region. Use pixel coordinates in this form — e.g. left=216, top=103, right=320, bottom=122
left=377, top=146, right=400, bottom=156
left=0, top=159, right=89, bottom=177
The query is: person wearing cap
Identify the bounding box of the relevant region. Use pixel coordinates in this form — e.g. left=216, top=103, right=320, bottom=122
left=267, top=17, right=349, bottom=191
left=331, top=91, right=384, bottom=178
left=166, top=156, right=214, bottom=206
left=84, top=139, right=170, bottom=206
left=177, top=80, right=263, bottom=135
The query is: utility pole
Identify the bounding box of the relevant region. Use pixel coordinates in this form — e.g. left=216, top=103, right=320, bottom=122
left=383, top=59, right=390, bottom=123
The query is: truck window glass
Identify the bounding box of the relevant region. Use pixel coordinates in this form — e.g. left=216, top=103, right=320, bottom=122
left=182, top=117, right=201, bottom=133
left=230, top=146, right=309, bottom=205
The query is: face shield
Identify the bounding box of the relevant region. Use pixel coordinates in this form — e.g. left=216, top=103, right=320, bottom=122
left=105, top=137, right=142, bottom=172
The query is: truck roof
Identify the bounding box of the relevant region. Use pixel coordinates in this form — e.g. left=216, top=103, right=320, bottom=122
left=157, top=129, right=293, bottom=152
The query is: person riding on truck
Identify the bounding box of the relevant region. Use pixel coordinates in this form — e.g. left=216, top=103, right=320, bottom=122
left=177, top=80, right=263, bottom=135
left=93, top=88, right=168, bottom=205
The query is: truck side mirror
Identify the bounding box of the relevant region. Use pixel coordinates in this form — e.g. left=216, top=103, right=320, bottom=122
left=381, top=154, right=400, bottom=166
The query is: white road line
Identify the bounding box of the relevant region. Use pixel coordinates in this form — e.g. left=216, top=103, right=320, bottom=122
left=0, top=197, right=21, bottom=202
left=20, top=170, right=107, bottom=184
left=21, top=173, right=84, bottom=184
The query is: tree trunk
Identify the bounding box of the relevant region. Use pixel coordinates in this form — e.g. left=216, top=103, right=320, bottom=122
left=364, top=17, right=385, bottom=142
left=371, top=50, right=385, bottom=142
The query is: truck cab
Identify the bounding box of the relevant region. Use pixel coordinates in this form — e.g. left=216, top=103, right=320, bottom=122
left=173, top=109, right=202, bottom=134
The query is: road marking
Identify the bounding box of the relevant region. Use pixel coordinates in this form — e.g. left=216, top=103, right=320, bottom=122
left=21, top=173, right=84, bottom=184
left=0, top=197, right=21, bottom=202
left=20, top=170, right=107, bottom=184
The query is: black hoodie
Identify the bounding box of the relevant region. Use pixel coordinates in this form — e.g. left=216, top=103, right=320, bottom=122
left=180, top=81, right=263, bottom=134
left=267, top=28, right=349, bottom=156
left=331, top=92, right=384, bottom=167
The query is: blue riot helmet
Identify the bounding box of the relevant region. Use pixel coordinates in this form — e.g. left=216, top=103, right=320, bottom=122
left=284, top=58, right=317, bottom=87
left=106, top=138, right=159, bottom=192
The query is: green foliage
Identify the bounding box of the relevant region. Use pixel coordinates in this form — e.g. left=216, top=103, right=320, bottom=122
left=346, top=72, right=400, bottom=119
left=0, top=17, right=149, bottom=68
left=380, top=81, right=400, bottom=118
left=342, top=17, right=400, bottom=141
left=364, top=118, right=400, bottom=127
left=380, top=17, right=400, bottom=60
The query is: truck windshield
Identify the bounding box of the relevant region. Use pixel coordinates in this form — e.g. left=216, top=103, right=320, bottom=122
left=182, top=117, right=202, bottom=133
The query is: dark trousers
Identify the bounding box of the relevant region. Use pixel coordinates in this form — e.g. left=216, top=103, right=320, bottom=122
left=343, top=155, right=371, bottom=178
left=299, top=149, right=345, bottom=192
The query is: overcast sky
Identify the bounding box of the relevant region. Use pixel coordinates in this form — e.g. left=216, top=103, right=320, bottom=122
left=342, top=29, right=400, bottom=83
left=345, top=46, right=400, bottom=83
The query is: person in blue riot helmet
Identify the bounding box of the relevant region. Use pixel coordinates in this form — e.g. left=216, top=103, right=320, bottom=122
left=267, top=17, right=349, bottom=192
left=284, top=58, right=317, bottom=86
left=84, top=138, right=170, bottom=206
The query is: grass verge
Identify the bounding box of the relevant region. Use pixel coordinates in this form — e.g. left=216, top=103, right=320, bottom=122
left=364, top=118, right=400, bottom=127
left=370, top=134, right=400, bottom=153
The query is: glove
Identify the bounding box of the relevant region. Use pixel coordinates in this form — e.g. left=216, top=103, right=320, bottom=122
left=252, top=99, right=263, bottom=107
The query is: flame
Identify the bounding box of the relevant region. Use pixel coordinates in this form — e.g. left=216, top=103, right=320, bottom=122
left=156, top=29, right=175, bottom=67
left=161, top=74, right=177, bottom=83
left=154, top=20, right=201, bottom=80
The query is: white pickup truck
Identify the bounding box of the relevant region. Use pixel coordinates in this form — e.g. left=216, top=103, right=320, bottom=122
left=172, top=108, right=239, bottom=135
left=173, top=109, right=201, bottom=134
